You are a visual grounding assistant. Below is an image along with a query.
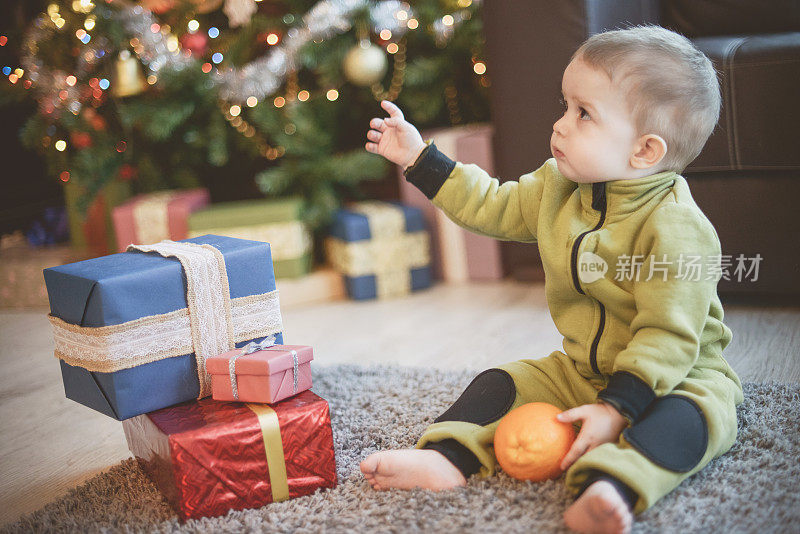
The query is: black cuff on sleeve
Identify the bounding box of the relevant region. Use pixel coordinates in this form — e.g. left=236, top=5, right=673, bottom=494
left=403, top=142, right=456, bottom=199
left=422, top=438, right=482, bottom=479
left=578, top=471, right=639, bottom=511
left=597, top=371, right=656, bottom=424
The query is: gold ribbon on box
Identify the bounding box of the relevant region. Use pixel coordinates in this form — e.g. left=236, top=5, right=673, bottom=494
left=49, top=240, right=284, bottom=399
left=247, top=403, right=290, bottom=502
left=132, top=191, right=177, bottom=245
left=189, top=221, right=312, bottom=261
left=325, top=201, right=430, bottom=299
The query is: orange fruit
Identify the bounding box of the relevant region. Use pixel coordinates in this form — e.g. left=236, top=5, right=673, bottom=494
left=494, top=402, right=576, bottom=481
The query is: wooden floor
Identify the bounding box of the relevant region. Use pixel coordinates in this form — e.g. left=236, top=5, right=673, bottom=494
left=1, top=280, right=798, bottom=526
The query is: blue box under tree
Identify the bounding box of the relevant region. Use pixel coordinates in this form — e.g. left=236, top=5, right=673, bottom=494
left=44, top=235, right=284, bottom=420
left=327, top=202, right=432, bottom=300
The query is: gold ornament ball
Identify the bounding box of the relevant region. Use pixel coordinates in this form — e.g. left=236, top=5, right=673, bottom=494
left=343, top=40, right=388, bottom=86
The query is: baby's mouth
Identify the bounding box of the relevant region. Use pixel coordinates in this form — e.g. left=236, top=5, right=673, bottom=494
left=552, top=146, right=565, bottom=159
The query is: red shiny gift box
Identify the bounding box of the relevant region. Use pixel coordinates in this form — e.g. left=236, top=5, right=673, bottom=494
left=206, top=343, right=313, bottom=404
left=122, top=391, right=337, bottom=520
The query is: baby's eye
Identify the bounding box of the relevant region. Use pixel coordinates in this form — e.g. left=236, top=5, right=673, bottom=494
left=579, top=107, right=591, bottom=120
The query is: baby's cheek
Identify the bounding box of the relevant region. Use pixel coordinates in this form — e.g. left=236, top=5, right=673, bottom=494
left=572, top=145, right=600, bottom=176
left=592, top=142, right=625, bottom=174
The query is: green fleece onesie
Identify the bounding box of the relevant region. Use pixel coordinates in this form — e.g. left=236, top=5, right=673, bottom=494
left=407, top=143, right=743, bottom=513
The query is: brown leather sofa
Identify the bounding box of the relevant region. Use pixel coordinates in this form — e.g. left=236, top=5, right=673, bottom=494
left=483, top=1, right=800, bottom=297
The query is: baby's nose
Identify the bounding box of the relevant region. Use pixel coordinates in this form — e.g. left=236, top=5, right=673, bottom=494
left=552, top=116, right=566, bottom=136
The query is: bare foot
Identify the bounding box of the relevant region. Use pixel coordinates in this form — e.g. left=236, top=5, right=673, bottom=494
left=360, top=449, right=467, bottom=491
left=563, top=480, right=633, bottom=534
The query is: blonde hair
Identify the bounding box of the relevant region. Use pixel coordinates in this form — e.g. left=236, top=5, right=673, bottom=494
left=574, top=26, right=720, bottom=172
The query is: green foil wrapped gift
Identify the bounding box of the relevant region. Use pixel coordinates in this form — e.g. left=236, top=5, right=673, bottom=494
left=188, top=198, right=312, bottom=279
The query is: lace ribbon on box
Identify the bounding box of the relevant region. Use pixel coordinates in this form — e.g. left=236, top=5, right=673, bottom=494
left=189, top=221, right=312, bottom=261
left=49, top=240, right=283, bottom=399
left=132, top=191, right=176, bottom=245
left=325, top=201, right=430, bottom=299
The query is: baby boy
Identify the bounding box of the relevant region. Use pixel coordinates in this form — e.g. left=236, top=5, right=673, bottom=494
left=359, top=26, right=743, bottom=534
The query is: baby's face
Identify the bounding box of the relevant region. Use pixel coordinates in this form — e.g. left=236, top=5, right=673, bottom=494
left=550, top=58, right=640, bottom=183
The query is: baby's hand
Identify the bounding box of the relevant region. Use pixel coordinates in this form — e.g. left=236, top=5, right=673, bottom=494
left=365, top=100, right=427, bottom=170
left=556, top=402, right=628, bottom=471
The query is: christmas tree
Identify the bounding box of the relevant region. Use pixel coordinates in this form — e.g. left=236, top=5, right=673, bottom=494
left=1, top=0, right=490, bottom=231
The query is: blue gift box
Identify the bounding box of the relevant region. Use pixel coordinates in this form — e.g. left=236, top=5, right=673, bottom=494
left=328, top=203, right=432, bottom=300
left=43, top=235, right=283, bottom=420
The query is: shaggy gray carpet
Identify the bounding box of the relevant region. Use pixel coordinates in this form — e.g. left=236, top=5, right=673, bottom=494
left=4, top=365, right=799, bottom=534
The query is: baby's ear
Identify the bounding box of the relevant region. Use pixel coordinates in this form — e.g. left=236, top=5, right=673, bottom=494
left=630, top=134, right=667, bottom=170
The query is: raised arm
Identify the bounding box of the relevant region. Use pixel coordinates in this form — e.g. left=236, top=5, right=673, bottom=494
left=366, top=100, right=546, bottom=242
left=405, top=143, right=546, bottom=242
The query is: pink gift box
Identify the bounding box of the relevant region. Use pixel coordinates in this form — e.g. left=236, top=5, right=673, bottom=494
left=206, top=344, right=313, bottom=404
left=398, top=124, right=503, bottom=282
left=112, top=188, right=210, bottom=252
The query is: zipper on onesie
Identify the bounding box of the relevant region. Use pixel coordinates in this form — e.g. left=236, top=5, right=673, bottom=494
left=570, top=182, right=607, bottom=375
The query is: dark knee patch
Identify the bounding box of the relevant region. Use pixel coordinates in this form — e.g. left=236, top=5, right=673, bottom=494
left=623, top=395, right=708, bottom=473
left=434, top=369, right=516, bottom=426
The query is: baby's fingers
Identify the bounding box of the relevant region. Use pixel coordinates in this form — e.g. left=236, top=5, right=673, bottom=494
left=367, top=130, right=382, bottom=143
left=381, top=100, right=404, bottom=119
left=557, top=406, right=586, bottom=424
left=560, top=437, right=590, bottom=472
left=370, top=118, right=386, bottom=131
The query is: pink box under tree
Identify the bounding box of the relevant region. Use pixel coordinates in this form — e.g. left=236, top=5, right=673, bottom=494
left=112, top=188, right=209, bottom=252
left=398, top=124, right=504, bottom=282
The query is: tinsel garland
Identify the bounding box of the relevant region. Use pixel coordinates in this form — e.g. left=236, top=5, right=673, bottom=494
left=22, top=0, right=423, bottom=113
left=213, top=0, right=414, bottom=102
